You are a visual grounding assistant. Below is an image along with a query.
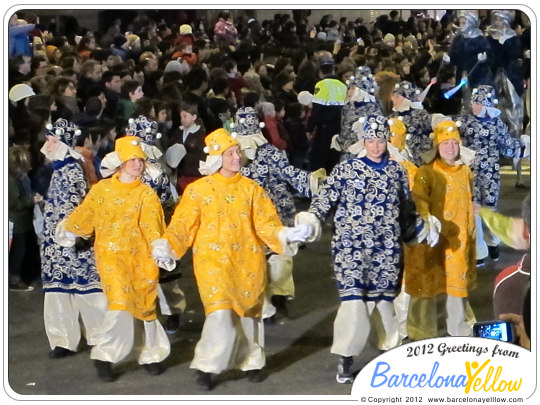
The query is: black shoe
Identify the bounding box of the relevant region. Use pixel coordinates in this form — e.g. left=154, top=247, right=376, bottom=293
left=94, top=360, right=115, bottom=382
left=271, top=295, right=289, bottom=319
left=336, top=356, right=354, bottom=384
left=196, top=370, right=213, bottom=391
left=9, top=282, right=34, bottom=292
left=488, top=246, right=500, bottom=261
left=143, top=362, right=165, bottom=376
left=48, top=346, right=76, bottom=359
left=476, top=259, right=485, bottom=267
left=164, top=314, right=180, bottom=334
left=246, top=369, right=264, bottom=383
left=515, top=182, right=529, bottom=189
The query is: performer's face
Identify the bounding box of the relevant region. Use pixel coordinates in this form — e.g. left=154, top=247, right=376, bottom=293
left=364, top=138, right=387, bottom=162
left=471, top=102, right=483, bottom=116
left=438, top=139, right=460, bottom=163
left=44, top=135, right=61, bottom=154
left=122, top=158, right=145, bottom=178
left=220, top=145, right=241, bottom=177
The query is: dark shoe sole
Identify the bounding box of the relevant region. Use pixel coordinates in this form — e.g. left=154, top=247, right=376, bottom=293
left=49, top=347, right=76, bottom=359
left=196, top=371, right=213, bottom=391
left=143, top=363, right=165, bottom=376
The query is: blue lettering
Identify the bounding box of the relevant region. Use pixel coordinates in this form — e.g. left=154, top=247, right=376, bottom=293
left=371, top=362, right=390, bottom=387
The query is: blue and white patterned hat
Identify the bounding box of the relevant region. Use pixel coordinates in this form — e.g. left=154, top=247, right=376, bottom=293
left=353, top=113, right=391, bottom=141
left=45, top=118, right=81, bottom=148
left=231, top=106, right=265, bottom=137
left=471, top=85, right=498, bottom=107
left=393, top=80, right=421, bottom=101
left=346, top=71, right=377, bottom=94
left=128, top=116, right=161, bottom=145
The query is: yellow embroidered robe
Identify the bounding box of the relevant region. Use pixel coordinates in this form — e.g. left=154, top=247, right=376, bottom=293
left=64, top=173, right=165, bottom=320
left=163, top=172, right=286, bottom=318
left=406, top=159, right=476, bottom=298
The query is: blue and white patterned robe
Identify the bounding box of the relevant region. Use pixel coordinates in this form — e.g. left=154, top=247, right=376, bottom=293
left=338, top=100, right=383, bottom=161
left=240, top=143, right=312, bottom=227
left=457, top=113, right=522, bottom=207
left=391, top=107, right=432, bottom=167
left=308, top=155, right=422, bottom=301
left=41, top=157, right=102, bottom=293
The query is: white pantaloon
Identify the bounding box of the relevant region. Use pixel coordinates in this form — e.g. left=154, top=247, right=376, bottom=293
left=190, top=309, right=265, bottom=374
left=157, top=280, right=186, bottom=316
left=331, top=299, right=401, bottom=357
left=43, top=291, right=108, bottom=351
left=407, top=294, right=476, bottom=340
left=90, top=310, right=170, bottom=365
left=261, top=254, right=294, bottom=319
left=475, top=213, right=501, bottom=260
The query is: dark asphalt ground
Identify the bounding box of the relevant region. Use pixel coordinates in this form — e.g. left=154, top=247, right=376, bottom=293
left=3, top=165, right=531, bottom=401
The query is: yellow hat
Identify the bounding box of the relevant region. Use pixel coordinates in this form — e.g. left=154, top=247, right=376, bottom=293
left=203, top=128, right=239, bottom=156
left=179, top=24, right=193, bottom=35
left=115, top=136, right=147, bottom=163
left=126, top=34, right=140, bottom=46
left=432, top=120, right=461, bottom=146
left=389, top=118, right=407, bottom=150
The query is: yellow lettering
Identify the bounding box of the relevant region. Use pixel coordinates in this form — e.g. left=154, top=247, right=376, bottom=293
left=465, top=360, right=491, bottom=393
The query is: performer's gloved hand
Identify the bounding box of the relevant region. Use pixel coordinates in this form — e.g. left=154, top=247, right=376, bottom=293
left=152, top=238, right=178, bottom=271
left=285, top=224, right=314, bottom=243
left=330, top=134, right=342, bottom=151
left=520, top=134, right=531, bottom=158
left=294, top=211, right=322, bottom=242
left=425, top=215, right=442, bottom=247
left=55, top=219, right=78, bottom=247
left=477, top=52, right=487, bottom=62
left=442, top=53, right=450, bottom=63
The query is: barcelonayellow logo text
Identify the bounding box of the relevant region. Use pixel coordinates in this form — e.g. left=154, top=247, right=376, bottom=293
left=352, top=336, right=533, bottom=400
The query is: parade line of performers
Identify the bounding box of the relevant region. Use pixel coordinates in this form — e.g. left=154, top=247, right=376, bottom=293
left=8, top=9, right=531, bottom=390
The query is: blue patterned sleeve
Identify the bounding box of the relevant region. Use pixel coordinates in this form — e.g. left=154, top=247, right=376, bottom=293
left=308, top=163, right=343, bottom=221
left=396, top=165, right=423, bottom=242
left=269, top=146, right=312, bottom=197
left=495, top=118, right=522, bottom=157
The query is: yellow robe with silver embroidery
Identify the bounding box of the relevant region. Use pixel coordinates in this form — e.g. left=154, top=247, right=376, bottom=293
left=163, top=172, right=285, bottom=318
left=406, top=159, right=476, bottom=298
left=64, top=173, right=165, bottom=320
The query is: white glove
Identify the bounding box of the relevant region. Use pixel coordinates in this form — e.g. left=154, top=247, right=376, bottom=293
left=442, top=53, right=450, bottom=63
left=285, top=224, right=314, bottom=243
left=330, top=134, right=342, bottom=151
left=415, top=221, right=429, bottom=245
left=151, top=238, right=179, bottom=271
left=165, top=143, right=187, bottom=168
left=477, top=52, right=487, bottom=62
left=425, top=215, right=442, bottom=247
left=520, top=134, right=531, bottom=158
left=294, top=211, right=322, bottom=242
left=55, top=219, right=79, bottom=247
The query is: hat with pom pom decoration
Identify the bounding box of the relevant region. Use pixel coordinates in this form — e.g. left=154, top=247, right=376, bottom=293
left=115, top=135, right=147, bottom=163
left=471, top=85, right=498, bottom=107
left=353, top=113, right=391, bottom=141
left=127, top=116, right=161, bottom=145
left=232, top=107, right=265, bottom=137
left=393, top=80, right=421, bottom=101
left=203, top=128, right=239, bottom=156
left=45, top=118, right=82, bottom=148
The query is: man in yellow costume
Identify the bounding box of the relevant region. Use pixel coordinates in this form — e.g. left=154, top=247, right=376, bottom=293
left=57, top=135, right=170, bottom=382
left=152, top=128, right=314, bottom=390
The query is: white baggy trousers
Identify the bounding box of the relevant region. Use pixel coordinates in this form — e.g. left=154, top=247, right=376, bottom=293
left=190, top=309, right=265, bottom=374
left=90, top=310, right=171, bottom=365
left=44, top=292, right=108, bottom=351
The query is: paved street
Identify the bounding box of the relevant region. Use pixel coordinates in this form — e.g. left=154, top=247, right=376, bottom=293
left=4, top=164, right=531, bottom=400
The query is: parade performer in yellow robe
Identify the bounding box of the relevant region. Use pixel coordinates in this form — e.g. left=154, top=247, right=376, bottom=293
left=152, top=128, right=314, bottom=390
left=58, top=136, right=170, bottom=381
left=406, top=120, right=477, bottom=340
